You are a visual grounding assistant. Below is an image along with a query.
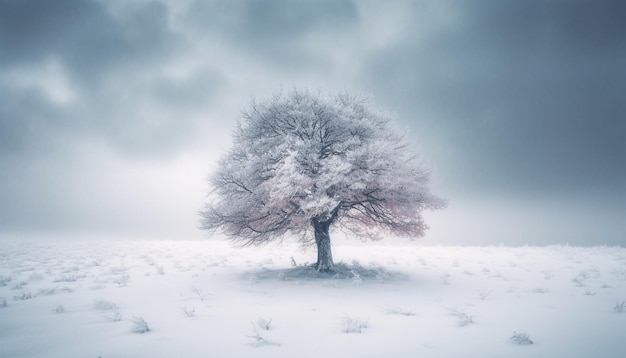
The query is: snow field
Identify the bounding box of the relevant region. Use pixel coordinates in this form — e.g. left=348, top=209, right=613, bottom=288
left=1, top=240, right=625, bottom=357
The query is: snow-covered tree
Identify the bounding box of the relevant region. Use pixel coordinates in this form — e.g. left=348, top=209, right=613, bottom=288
left=201, top=89, right=445, bottom=271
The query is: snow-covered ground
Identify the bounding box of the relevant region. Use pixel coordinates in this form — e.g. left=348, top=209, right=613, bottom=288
left=1, top=239, right=625, bottom=357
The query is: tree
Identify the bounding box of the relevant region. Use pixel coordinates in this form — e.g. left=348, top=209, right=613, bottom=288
left=200, top=89, right=446, bottom=272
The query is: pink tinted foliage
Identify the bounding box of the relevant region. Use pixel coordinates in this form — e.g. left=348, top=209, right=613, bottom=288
left=200, top=89, right=445, bottom=246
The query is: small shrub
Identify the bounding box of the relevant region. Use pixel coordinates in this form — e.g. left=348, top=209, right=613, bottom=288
left=0, top=275, right=12, bottom=286
left=94, top=300, right=118, bottom=311
left=341, top=316, right=368, bottom=333
left=448, top=308, right=475, bottom=327
left=106, top=311, right=123, bottom=322
left=54, top=275, right=78, bottom=283
left=571, top=275, right=587, bottom=287
left=131, top=316, right=150, bottom=333
left=37, top=286, right=74, bottom=296
left=0, top=297, right=6, bottom=308
left=510, top=332, right=533, bottom=345
left=12, top=281, right=27, bottom=290
left=155, top=266, right=165, bottom=275
left=37, top=287, right=59, bottom=296
left=248, top=323, right=279, bottom=347
left=190, top=285, right=211, bottom=301
left=54, top=305, right=66, bottom=313
left=583, top=290, right=596, bottom=296
left=257, top=317, right=273, bottom=330
left=614, top=301, right=626, bottom=313
left=113, top=275, right=130, bottom=287
left=13, top=292, right=32, bottom=301
left=182, top=307, right=196, bottom=317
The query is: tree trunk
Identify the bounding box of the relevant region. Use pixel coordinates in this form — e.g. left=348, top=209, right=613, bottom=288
left=312, top=217, right=334, bottom=272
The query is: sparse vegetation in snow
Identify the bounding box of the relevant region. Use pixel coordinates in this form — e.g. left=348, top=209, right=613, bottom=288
left=105, top=311, right=123, bottom=322
left=112, top=274, right=130, bottom=287
left=131, top=316, right=150, bottom=333
left=0, top=275, right=12, bottom=286
left=12, top=281, right=27, bottom=289
left=54, top=274, right=79, bottom=283
left=256, top=317, right=273, bottom=331
left=190, top=285, right=211, bottom=301
left=37, top=286, right=73, bottom=296
left=385, top=306, right=415, bottom=316
left=341, top=315, right=368, bottom=333
left=54, top=305, right=65, bottom=313
left=13, top=292, right=32, bottom=301
left=448, top=308, right=475, bottom=327
left=510, top=332, right=534, bottom=345
left=93, top=300, right=117, bottom=311
left=182, top=307, right=196, bottom=317
left=155, top=265, right=165, bottom=275
left=248, top=322, right=279, bottom=347
left=1, top=240, right=625, bottom=357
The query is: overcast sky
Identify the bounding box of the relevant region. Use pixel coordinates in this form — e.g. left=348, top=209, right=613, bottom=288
left=1, top=0, right=624, bottom=245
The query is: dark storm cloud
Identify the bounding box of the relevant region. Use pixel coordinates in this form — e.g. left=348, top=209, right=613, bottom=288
left=0, top=0, right=222, bottom=158
left=186, top=0, right=358, bottom=70
left=0, top=0, right=623, bottom=244
left=0, top=84, right=67, bottom=154
left=0, top=0, right=224, bottom=235
left=0, top=0, right=178, bottom=84
left=0, top=0, right=358, bottom=160
left=362, top=0, right=626, bottom=200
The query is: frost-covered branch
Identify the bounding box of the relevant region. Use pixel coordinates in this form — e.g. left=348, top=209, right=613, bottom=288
left=200, top=88, right=446, bottom=270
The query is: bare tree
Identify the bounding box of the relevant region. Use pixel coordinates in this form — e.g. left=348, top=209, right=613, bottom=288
left=201, top=89, right=445, bottom=272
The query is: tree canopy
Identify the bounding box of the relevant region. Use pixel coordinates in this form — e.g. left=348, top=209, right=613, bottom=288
left=201, top=89, right=445, bottom=271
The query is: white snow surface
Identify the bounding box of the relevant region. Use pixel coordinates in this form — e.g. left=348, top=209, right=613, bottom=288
left=1, top=239, right=625, bottom=357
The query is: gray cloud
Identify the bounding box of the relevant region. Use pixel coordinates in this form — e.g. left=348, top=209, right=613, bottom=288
left=188, top=0, right=358, bottom=38
left=185, top=0, right=359, bottom=71
left=0, top=0, right=225, bottom=158
left=0, top=0, right=623, bottom=244
left=361, top=0, right=626, bottom=200
left=0, top=0, right=180, bottom=84
left=0, top=85, right=66, bottom=154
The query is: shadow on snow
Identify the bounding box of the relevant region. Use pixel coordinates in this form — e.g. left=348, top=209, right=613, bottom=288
left=244, top=261, right=408, bottom=284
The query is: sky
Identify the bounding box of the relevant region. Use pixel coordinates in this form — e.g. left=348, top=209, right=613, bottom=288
left=0, top=0, right=624, bottom=246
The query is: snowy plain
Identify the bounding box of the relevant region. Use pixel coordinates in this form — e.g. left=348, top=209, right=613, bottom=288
left=1, top=239, right=625, bottom=358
